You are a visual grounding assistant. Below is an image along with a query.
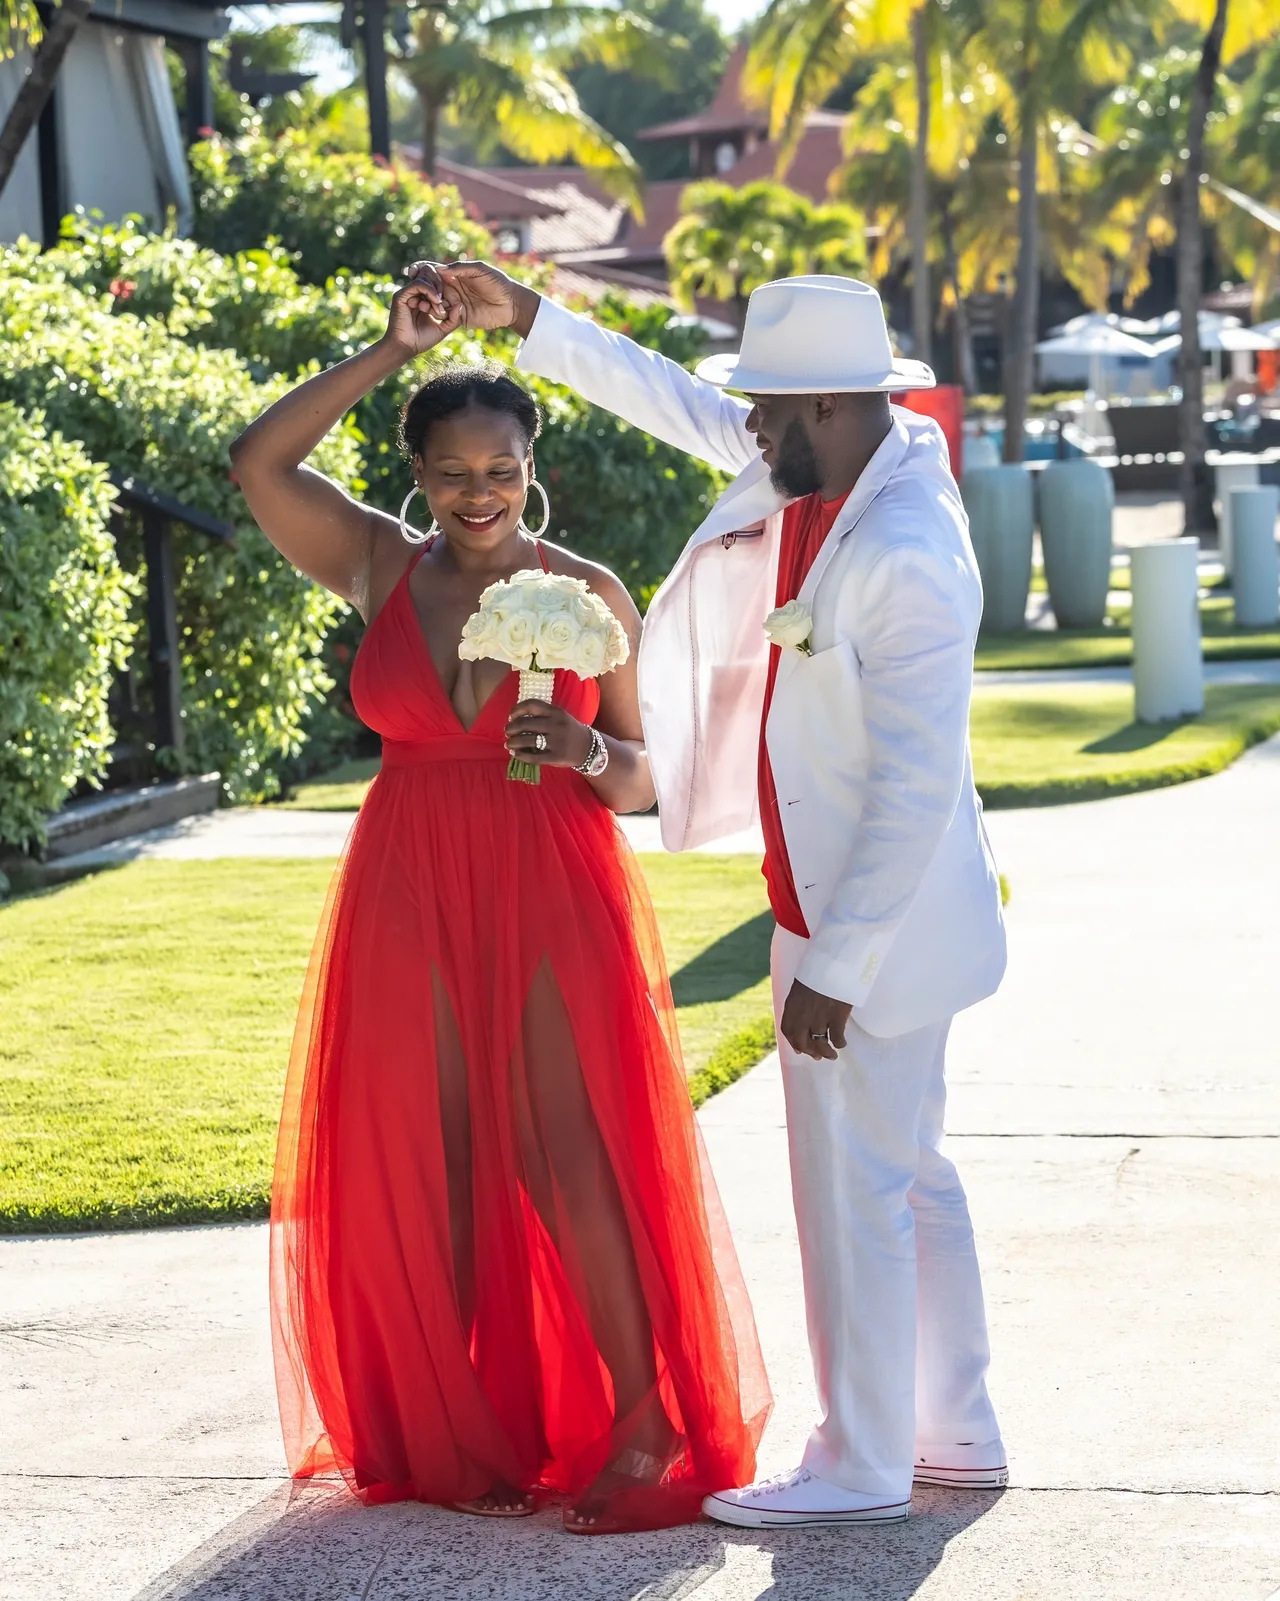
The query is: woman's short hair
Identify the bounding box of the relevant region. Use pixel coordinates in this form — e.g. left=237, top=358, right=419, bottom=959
left=399, top=360, right=542, bottom=460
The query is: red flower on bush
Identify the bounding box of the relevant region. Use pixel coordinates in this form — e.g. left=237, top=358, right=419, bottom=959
left=109, top=278, right=137, bottom=302
left=333, top=642, right=352, bottom=664
left=548, top=468, right=561, bottom=484
left=197, top=126, right=215, bottom=139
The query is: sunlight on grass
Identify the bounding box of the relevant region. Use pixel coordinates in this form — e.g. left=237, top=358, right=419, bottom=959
left=0, top=854, right=772, bottom=1233
left=972, top=681, right=1280, bottom=805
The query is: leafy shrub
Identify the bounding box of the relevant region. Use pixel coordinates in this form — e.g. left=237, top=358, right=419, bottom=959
left=9, top=223, right=724, bottom=789
left=0, top=406, right=139, bottom=849
left=188, top=129, right=492, bottom=285
left=0, top=261, right=363, bottom=802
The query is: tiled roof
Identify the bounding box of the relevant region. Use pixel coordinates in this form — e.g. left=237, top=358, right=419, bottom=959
left=639, top=43, right=758, bottom=141
left=550, top=265, right=673, bottom=308
left=726, top=122, right=846, bottom=203
left=528, top=182, right=625, bottom=256
left=429, top=157, right=564, bottom=220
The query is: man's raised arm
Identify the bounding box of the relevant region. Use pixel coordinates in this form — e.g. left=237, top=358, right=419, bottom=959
left=409, top=260, right=759, bottom=479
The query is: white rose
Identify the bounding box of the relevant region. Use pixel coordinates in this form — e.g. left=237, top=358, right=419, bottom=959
left=764, top=600, right=814, bottom=654
left=574, top=629, right=608, bottom=678
left=458, top=607, right=501, bottom=662
left=605, top=618, right=630, bottom=670
left=533, top=612, right=579, bottom=670
left=568, top=591, right=599, bottom=629
left=494, top=611, right=537, bottom=669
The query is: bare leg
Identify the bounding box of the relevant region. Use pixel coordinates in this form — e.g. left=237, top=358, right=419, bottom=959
left=433, top=967, right=533, bottom=1518
left=514, top=961, right=679, bottom=1525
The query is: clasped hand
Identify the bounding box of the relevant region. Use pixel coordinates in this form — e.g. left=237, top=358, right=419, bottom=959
left=779, top=980, right=852, bottom=1062
left=505, top=701, right=594, bottom=771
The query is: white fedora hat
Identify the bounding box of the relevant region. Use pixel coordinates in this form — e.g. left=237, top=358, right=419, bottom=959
left=695, top=275, right=935, bottom=394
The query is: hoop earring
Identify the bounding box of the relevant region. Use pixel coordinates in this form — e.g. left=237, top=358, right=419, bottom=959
left=519, top=475, right=551, bottom=540
left=399, top=484, right=440, bottom=545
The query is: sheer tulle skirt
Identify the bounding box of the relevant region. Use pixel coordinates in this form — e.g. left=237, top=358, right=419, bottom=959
left=270, top=755, right=770, bottom=1529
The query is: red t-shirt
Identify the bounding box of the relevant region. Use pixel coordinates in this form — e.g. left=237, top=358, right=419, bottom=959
left=759, top=491, right=850, bottom=937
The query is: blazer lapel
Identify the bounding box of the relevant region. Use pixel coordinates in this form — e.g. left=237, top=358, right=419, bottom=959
left=688, top=456, right=788, bottom=551
left=796, top=417, right=911, bottom=609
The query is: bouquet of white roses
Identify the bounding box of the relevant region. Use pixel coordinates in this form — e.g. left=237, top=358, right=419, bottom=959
left=459, top=569, right=630, bottom=783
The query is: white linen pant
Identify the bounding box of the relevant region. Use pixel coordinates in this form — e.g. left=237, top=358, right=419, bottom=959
left=773, top=927, right=1000, bottom=1501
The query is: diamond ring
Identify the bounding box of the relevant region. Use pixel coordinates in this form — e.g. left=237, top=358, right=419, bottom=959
left=535, top=733, right=548, bottom=753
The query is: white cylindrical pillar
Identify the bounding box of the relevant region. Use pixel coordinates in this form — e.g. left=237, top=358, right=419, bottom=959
left=1131, top=537, right=1203, bottom=723
left=1214, top=456, right=1260, bottom=574
left=1229, top=486, right=1280, bottom=628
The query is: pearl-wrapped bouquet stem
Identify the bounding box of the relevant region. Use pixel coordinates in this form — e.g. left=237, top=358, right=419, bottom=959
left=510, top=667, right=556, bottom=784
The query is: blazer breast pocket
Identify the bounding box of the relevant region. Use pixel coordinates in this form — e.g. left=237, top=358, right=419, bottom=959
left=778, top=637, right=869, bottom=767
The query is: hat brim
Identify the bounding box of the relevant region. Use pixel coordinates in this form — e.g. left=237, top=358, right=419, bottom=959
left=694, top=353, right=936, bottom=393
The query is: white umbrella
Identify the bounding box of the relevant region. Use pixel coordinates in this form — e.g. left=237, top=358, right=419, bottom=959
left=1201, top=324, right=1277, bottom=352
left=1035, top=325, right=1159, bottom=397
left=1049, top=311, right=1153, bottom=338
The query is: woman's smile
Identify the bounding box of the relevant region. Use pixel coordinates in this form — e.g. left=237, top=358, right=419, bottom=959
left=454, top=509, right=505, bottom=531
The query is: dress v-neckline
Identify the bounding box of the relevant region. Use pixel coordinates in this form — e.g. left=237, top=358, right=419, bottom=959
left=401, top=553, right=546, bottom=736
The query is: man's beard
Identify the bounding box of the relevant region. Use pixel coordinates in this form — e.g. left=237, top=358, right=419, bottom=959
left=768, top=417, right=823, bottom=499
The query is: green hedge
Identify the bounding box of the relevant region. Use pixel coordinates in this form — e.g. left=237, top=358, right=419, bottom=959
left=188, top=129, right=492, bottom=285
left=0, top=253, right=362, bottom=809
left=0, top=406, right=138, bottom=849
left=1, top=217, right=722, bottom=821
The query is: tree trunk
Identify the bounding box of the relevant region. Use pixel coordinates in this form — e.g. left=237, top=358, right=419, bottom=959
left=909, top=2, right=932, bottom=366
left=0, top=0, right=94, bottom=203
left=1176, top=0, right=1228, bottom=536
left=1003, top=81, right=1039, bottom=464
left=942, top=204, right=976, bottom=394
left=419, top=89, right=439, bottom=179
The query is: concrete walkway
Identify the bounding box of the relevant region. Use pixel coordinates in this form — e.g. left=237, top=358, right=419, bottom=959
left=51, top=655, right=1280, bottom=871
left=4, top=740, right=1279, bottom=1599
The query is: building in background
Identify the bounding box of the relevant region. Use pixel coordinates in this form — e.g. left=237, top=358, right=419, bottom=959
left=409, top=45, right=842, bottom=339
left=0, top=0, right=227, bottom=246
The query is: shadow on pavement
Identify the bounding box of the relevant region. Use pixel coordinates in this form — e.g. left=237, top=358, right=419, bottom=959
left=130, top=1479, right=1000, bottom=1601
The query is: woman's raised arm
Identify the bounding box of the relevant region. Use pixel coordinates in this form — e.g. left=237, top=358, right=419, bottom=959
left=229, top=275, right=460, bottom=618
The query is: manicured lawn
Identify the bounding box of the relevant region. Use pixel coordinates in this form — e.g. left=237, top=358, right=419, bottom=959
left=280, top=676, right=1280, bottom=817
left=971, top=681, right=1280, bottom=806
left=275, top=757, right=380, bottom=811
left=976, top=592, right=1280, bottom=670
left=0, top=855, right=772, bottom=1234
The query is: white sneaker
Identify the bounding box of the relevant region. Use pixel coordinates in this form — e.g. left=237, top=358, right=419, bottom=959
left=913, top=1439, right=1008, bottom=1489
left=702, top=1467, right=910, bottom=1529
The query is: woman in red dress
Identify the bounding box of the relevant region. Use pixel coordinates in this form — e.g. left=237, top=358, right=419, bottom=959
left=230, top=273, right=769, bottom=1532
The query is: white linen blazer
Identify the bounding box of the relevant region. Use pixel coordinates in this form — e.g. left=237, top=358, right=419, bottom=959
left=518, top=299, right=1006, bottom=1038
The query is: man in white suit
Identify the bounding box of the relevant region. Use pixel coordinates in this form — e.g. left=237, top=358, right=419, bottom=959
left=413, top=262, right=1008, bottom=1527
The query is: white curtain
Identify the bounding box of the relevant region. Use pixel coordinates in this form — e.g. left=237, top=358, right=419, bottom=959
left=0, top=21, right=195, bottom=239
left=126, top=32, right=192, bottom=235
left=0, top=50, right=46, bottom=245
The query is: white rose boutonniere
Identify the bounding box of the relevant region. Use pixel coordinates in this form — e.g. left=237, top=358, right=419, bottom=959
left=764, top=600, right=814, bottom=655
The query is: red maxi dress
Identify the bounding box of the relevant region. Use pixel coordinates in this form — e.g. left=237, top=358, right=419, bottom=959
left=270, top=550, right=771, bottom=1529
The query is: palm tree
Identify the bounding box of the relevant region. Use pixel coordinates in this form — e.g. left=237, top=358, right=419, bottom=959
left=399, top=0, right=672, bottom=207
left=1217, top=34, right=1280, bottom=313
left=1165, top=0, right=1275, bottom=531
left=942, top=0, right=1150, bottom=461
left=664, top=179, right=866, bottom=329
left=839, top=55, right=1012, bottom=393
left=745, top=0, right=934, bottom=360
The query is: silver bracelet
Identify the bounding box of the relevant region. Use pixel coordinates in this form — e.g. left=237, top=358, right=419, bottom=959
left=575, top=726, right=610, bottom=778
